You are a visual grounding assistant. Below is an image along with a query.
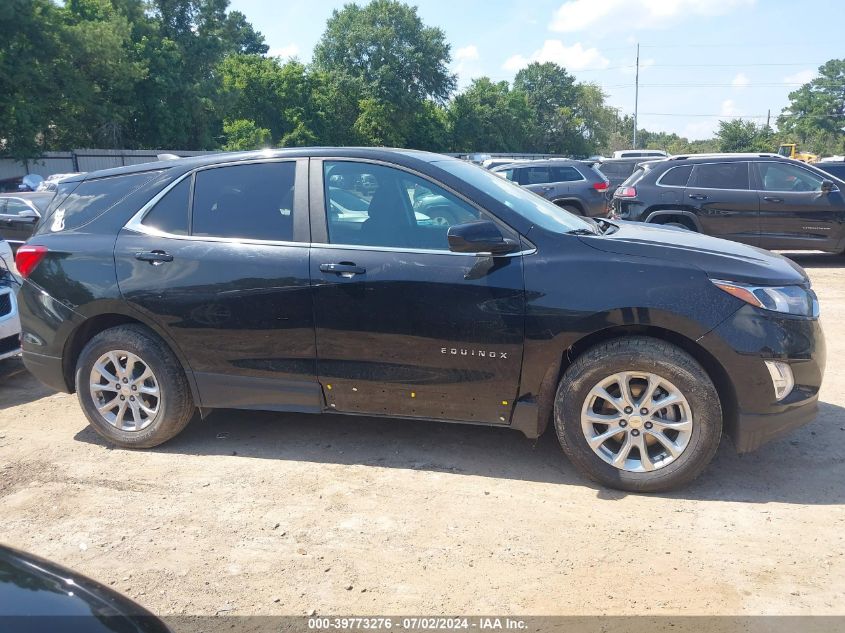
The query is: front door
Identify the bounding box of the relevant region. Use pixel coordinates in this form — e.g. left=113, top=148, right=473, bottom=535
left=684, top=161, right=759, bottom=245
left=115, top=158, right=320, bottom=412
left=754, top=161, right=845, bottom=251
left=310, top=159, right=525, bottom=424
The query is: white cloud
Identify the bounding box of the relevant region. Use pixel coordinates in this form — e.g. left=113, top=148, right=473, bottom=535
left=732, top=72, right=749, bottom=89
left=503, top=40, right=609, bottom=72
left=551, top=0, right=755, bottom=32
left=267, top=44, right=299, bottom=59
left=784, top=69, right=815, bottom=86
left=720, top=99, right=742, bottom=117
left=454, top=45, right=480, bottom=62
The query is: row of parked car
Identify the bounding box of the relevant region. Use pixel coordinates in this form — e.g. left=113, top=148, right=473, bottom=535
left=484, top=152, right=845, bottom=254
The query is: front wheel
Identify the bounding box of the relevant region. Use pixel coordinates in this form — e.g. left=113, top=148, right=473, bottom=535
left=554, top=337, right=722, bottom=492
left=75, top=324, right=195, bottom=448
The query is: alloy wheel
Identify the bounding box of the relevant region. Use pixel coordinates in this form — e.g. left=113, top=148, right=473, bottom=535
left=580, top=371, right=693, bottom=472
left=89, top=350, right=161, bottom=431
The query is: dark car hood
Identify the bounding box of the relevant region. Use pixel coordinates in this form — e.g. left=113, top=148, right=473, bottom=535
left=578, top=221, right=808, bottom=286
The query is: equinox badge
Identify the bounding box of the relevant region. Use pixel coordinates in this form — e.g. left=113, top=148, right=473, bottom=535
left=442, top=347, right=508, bottom=359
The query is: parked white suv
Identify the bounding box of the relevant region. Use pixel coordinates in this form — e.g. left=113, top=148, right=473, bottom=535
left=0, top=239, right=21, bottom=361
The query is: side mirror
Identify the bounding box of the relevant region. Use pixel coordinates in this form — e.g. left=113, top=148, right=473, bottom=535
left=821, top=179, right=836, bottom=194
left=447, top=221, right=518, bottom=255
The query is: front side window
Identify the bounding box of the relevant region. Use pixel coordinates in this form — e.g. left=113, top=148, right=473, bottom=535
left=323, top=161, right=487, bottom=250
left=192, top=162, right=295, bottom=241
left=690, top=162, right=749, bottom=190
left=757, top=162, right=824, bottom=193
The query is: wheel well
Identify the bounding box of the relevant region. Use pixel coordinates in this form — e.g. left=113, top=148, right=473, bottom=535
left=537, top=325, right=738, bottom=438
left=61, top=313, right=145, bottom=392
left=553, top=199, right=584, bottom=214
left=648, top=213, right=696, bottom=231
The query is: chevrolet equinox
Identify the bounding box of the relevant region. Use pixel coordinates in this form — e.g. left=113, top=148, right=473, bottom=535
left=16, top=148, right=826, bottom=492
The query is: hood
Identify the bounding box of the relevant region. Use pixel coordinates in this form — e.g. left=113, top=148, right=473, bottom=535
left=578, top=221, right=808, bottom=286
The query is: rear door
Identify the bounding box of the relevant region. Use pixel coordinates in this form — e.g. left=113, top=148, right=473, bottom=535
left=115, top=158, right=320, bottom=412
left=0, top=198, right=39, bottom=247
left=754, top=161, right=845, bottom=251
left=684, top=161, right=759, bottom=245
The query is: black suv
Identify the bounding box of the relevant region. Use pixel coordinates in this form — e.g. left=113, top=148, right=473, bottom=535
left=16, top=148, right=825, bottom=492
left=492, top=159, right=609, bottom=217
left=611, top=153, right=845, bottom=253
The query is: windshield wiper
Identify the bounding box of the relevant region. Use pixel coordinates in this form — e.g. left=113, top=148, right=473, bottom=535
left=566, top=228, right=597, bottom=236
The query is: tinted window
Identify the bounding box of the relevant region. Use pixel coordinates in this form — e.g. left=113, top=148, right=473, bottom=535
left=549, top=166, right=584, bottom=182
left=522, top=167, right=552, bottom=185
left=498, top=169, right=515, bottom=181
left=757, top=162, right=824, bottom=192
left=817, top=164, right=845, bottom=181
left=324, top=161, right=487, bottom=250
left=142, top=177, right=190, bottom=235
left=48, top=172, right=157, bottom=232
left=192, top=162, right=295, bottom=241
left=5, top=199, right=34, bottom=216
left=598, top=162, right=637, bottom=179
left=620, top=167, right=646, bottom=187
left=690, top=162, right=749, bottom=190
left=658, top=165, right=693, bottom=187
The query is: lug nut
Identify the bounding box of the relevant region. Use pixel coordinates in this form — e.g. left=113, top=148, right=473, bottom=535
left=115, top=384, right=121, bottom=390
left=122, top=378, right=128, bottom=383
left=131, top=385, right=137, bottom=391
left=119, top=395, right=125, bottom=401
left=130, top=396, right=135, bottom=401
left=619, top=420, right=627, bottom=427
left=645, top=421, right=653, bottom=429
left=640, top=408, right=648, bottom=415
left=631, top=429, right=640, bottom=437
left=624, top=406, right=633, bottom=414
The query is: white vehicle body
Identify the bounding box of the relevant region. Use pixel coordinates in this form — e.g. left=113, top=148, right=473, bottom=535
left=0, top=239, right=21, bottom=360
left=612, top=149, right=668, bottom=159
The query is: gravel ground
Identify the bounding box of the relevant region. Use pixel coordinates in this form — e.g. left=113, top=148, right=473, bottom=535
left=0, top=252, right=843, bottom=618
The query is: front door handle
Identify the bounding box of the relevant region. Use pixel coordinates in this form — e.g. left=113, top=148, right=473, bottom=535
left=320, top=262, right=366, bottom=278
left=763, top=196, right=784, bottom=203
left=688, top=194, right=709, bottom=201
left=135, top=250, right=173, bottom=265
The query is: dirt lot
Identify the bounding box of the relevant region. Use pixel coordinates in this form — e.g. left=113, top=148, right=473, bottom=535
left=1, top=253, right=844, bottom=618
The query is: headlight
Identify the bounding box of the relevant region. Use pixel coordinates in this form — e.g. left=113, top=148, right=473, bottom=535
left=711, top=279, right=819, bottom=317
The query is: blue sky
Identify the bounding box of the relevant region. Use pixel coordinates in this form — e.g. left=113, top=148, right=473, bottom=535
left=228, top=0, right=844, bottom=140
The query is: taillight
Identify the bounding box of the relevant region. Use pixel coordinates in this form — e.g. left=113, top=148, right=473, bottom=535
left=615, top=186, right=637, bottom=198
left=16, top=245, right=48, bottom=278
left=593, top=180, right=609, bottom=192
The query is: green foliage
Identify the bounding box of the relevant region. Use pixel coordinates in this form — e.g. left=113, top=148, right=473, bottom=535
left=3, top=0, right=840, bottom=162
left=716, top=119, right=774, bottom=153
left=777, top=59, right=845, bottom=155
left=222, top=118, right=270, bottom=150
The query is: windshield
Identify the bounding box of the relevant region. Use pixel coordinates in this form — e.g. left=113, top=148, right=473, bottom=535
left=435, top=159, right=594, bottom=234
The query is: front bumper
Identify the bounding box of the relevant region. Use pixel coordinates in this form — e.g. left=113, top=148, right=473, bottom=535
left=697, top=304, right=825, bottom=453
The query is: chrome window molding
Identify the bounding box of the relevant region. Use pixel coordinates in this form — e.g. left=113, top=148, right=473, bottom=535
left=655, top=166, right=693, bottom=188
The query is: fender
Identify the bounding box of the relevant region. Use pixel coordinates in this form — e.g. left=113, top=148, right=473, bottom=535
left=644, top=209, right=702, bottom=231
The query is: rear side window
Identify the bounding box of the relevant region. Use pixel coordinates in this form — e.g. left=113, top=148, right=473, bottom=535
left=522, top=167, right=552, bottom=185
left=192, top=162, right=295, bottom=241
left=598, top=162, right=636, bottom=179
left=657, top=165, right=693, bottom=187
left=690, top=162, right=749, bottom=190
left=818, top=164, right=845, bottom=181
left=47, top=172, right=157, bottom=232
left=621, top=167, right=646, bottom=187
left=142, top=177, right=190, bottom=235
left=549, top=166, right=584, bottom=182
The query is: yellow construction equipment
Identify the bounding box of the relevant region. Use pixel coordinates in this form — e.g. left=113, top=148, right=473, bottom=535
left=777, top=143, right=819, bottom=164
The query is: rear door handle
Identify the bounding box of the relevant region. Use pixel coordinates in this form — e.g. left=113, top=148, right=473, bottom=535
left=688, top=194, right=709, bottom=200
left=763, top=196, right=784, bottom=203
left=320, top=263, right=366, bottom=278
left=135, top=250, right=173, bottom=265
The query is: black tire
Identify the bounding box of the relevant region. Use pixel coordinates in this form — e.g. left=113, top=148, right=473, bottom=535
left=75, top=324, right=195, bottom=448
left=557, top=203, right=582, bottom=216
left=554, top=336, right=722, bottom=492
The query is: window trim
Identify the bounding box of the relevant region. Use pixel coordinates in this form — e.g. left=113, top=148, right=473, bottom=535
left=309, top=157, right=523, bottom=253
left=126, top=157, right=309, bottom=245
left=515, top=165, right=586, bottom=186
left=753, top=160, right=830, bottom=194
left=685, top=160, right=753, bottom=192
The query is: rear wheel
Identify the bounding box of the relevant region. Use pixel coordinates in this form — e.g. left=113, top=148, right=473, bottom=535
left=75, top=324, right=195, bottom=448
left=554, top=337, right=722, bottom=492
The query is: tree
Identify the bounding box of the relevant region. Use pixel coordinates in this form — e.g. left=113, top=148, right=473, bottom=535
left=716, top=119, right=773, bottom=153
left=222, top=118, right=270, bottom=150
left=777, top=59, right=845, bottom=155
left=448, top=78, right=533, bottom=152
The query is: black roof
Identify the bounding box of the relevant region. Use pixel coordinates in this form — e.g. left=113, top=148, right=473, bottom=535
left=69, top=147, right=462, bottom=182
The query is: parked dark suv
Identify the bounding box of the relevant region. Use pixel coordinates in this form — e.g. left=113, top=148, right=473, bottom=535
left=492, top=159, right=609, bottom=217
left=611, top=153, right=845, bottom=253
left=16, top=148, right=825, bottom=492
